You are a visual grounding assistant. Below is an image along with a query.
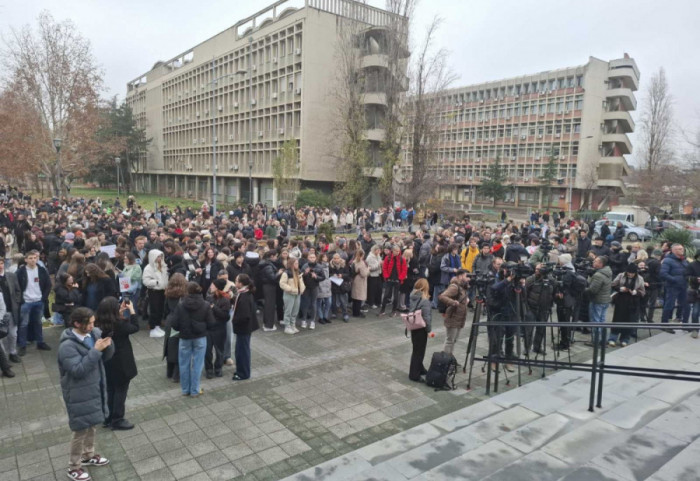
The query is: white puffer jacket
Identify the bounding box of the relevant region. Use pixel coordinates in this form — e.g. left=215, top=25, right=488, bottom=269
left=142, top=249, right=168, bottom=291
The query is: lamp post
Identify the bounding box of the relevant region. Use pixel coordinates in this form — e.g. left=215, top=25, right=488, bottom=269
left=115, top=157, right=121, bottom=198
left=53, top=138, right=62, bottom=198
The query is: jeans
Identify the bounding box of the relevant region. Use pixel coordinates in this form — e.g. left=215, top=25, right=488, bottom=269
left=18, top=300, right=44, bottom=348
left=223, top=310, right=233, bottom=361
left=431, top=284, right=446, bottom=309
left=691, top=300, right=700, bottom=327
left=106, top=380, right=130, bottom=424
left=443, top=327, right=462, bottom=355
left=205, top=329, right=226, bottom=372
left=283, top=293, right=301, bottom=327
left=235, top=334, right=251, bottom=380
left=316, top=297, right=332, bottom=320
left=301, top=287, right=318, bottom=321
left=333, top=292, right=348, bottom=319
left=262, top=284, right=277, bottom=329
left=381, top=281, right=400, bottom=313
left=589, top=302, right=609, bottom=344
left=661, top=286, right=689, bottom=324
left=52, top=312, right=65, bottom=326
left=178, top=337, right=206, bottom=396
left=1, top=312, right=18, bottom=355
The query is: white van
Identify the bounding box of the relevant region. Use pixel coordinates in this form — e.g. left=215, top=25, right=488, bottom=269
left=603, top=206, right=649, bottom=226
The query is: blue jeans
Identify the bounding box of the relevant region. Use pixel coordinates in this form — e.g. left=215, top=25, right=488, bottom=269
left=178, top=337, right=206, bottom=396
left=432, top=285, right=446, bottom=309
left=316, top=297, right=332, bottom=320
left=589, top=302, right=609, bottom=344
left=691, top=300, right=700, bottom=327
left=661, top=286, right=689, bottom=323
left=224, top=307, right=233, bottom=361
left=235, top=334, right=251, bottom=380
left=52, top=312, right=65, bottom=326
left=19, top=301, right=44, bottom=348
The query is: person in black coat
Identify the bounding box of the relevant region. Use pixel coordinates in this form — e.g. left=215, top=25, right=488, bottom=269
left=204, top=279, right=231, bottom=378
left=81, top=264, right=118, bottom=312
left=53, top=272, right=83, bottom=325
left=259, top=251, right=282, bottom=330
left=96, top=296, right=139, bottom=430
left=231, top=274, right=259, bottom=381
left=227, top=252, right=252, bottom=282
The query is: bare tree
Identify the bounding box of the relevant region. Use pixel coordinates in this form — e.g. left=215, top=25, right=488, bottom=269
left=401, top=16, right=456, bottom=207
left=638, top=67, right=674, bottom=172
left=578, top=162, right=599, bottom=210
left=330, top=9, right=371, bottom=207
left=376, top=0, right=414, bottom=203
left=2, top=11, right=104, bottom=196
left=272, top=139, right=301, bottom=205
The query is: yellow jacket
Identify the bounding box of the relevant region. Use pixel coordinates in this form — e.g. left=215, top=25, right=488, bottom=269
left=461, top=245, right=480, bottom=272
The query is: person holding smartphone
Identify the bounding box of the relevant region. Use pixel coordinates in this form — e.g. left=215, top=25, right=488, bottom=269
left=95, top=297, right=138, bottom=430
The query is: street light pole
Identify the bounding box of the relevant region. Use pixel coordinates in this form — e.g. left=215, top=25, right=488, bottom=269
left=115, top=157, right=121, bottom=198
left=53, top=138, right=62, bottom=198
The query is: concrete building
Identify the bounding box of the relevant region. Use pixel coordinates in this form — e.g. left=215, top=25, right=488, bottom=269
left=405, top=55, right=639, bottom=211
left=125, top=0, right=406, bottom=208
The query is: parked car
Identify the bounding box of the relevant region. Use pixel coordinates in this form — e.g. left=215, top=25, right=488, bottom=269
left=594, top=220, right=653, bottom=241
left=644, top=220, right=687, bottom=237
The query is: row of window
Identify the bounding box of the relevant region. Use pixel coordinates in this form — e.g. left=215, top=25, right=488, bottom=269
left=431, top=165, right=578, bottom=181
left=440, top=75, right=584, bottom=105
left=437, top=96, right=584, bottom=123
left=434, top=122, right=582, bottom=142
left=432, top=143, right=580, bottom=160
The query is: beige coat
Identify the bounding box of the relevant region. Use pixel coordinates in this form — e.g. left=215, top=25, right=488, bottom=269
left=279, top=271, right=306, bottom=295
left=350, top=261, right=369, bottom=301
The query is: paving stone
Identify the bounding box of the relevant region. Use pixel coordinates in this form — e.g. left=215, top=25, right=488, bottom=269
left=268, top=430, right=297, bottom=445
left=642, top=380, right=700, bottom=404
left=557, top=465, right=629, bottom=481
left=279, top=440, right=311, bottom=457
left=598, top=395, right=670, bottom=430
left=646, top=437, right=700, bottom=481
left=206, top=462, right=241, bottom=481
left=541, top=419, right=624, bottom=465
left=170, top=459, right=203, bottom=480
left=499, top=413, right=571, bottom=454
left=590, top=426, right=688, bottom=480
left=464, top=406, right=541, bottom=443
left=344, top=462, right=408, bottom=481
left=418, top=440, right=523, bottom=481
left=356, top=423, right=443, bottom=465
left=646, top=403, right=700, bottom=443
left=429, top=400, right=502, bottom=432
left=258, top=446, right=289, bottom=466
left=481, top=451, right=570, bottom=480
left=232, top=453, right=265, bottom=475
left=279, top=452, right=371, bottom=481
left=134, top=456, right=166, bottom=476
left=221, top=443, right=254, bottom=463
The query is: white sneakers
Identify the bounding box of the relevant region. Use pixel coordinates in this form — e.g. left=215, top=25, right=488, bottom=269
left=301, top=320, right=307, bottom=329
left=262, top=325, right=277, bottom=332
left=309, top=321, right=316, bottom=330
left=150, top=326, right=165, bottom=338
left=284, top=326, right=296, bottom=335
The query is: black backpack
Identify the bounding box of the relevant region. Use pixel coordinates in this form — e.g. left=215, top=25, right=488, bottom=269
left=425, top=351, right=458, bottom=391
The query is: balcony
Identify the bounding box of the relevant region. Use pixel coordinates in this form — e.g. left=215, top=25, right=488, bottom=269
left=599, top=156, right=631, bottom=177
left=608, top=67, right=639, bottom=91
left=365, top=129, right=386, bottom=142
left=363, top=92, right=387, bottom=106
left=610, top=58, right=640, bottom=81
left=602, top=133, right=633, bottom=155
left=602, top=110, right=635, bottom=132
left=361, top=54, right=389, bottom=69
left=606, top=88, right=637, bottom=111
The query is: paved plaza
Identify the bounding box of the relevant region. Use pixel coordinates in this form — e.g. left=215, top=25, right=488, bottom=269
left=0, top=309, right=688, bottom=481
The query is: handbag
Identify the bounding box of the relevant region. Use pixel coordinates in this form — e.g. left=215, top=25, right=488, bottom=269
left=0, top=312, right=11, bottom=340
left=401, top=308, right=426, bottom=331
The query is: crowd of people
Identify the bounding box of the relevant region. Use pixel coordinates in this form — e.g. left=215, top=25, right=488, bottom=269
left=0, top=185, right=698, bottom=481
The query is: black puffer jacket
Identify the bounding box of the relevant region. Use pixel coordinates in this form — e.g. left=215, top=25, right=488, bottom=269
left=169, top=294, right=214, bottom=339
left=210, top=296, right=231, bottom=332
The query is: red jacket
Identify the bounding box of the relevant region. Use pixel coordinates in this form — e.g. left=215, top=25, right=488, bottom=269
left=382, top=254, right=408, bottom=282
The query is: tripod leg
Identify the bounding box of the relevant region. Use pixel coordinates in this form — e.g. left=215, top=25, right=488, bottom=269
left=466, top=303, right=482, bottom=390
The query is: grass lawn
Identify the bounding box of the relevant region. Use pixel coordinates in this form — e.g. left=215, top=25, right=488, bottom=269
left=63, top=187, right=204, bottom=210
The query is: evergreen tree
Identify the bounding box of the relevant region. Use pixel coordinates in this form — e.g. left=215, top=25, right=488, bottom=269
left=479, top=156, right=508, bottom=206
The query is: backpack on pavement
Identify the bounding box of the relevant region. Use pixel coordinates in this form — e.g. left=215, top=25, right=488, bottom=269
left=425, top=351, right=458, bottom=391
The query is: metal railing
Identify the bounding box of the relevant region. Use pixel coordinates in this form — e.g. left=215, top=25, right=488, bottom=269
left=465, top=319, right=700, bottom=412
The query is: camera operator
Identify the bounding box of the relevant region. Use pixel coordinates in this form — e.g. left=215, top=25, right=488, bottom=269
left=524, top=263, right=555, bottom=354
left=528, top=239, right=553, bottom=267
left=553, top=254, right=579, bottom=350
left=437, top=269, right=470, bottom=355
left=487, top=262, right=528, bottom=372
left=644, top=249, right=662, bottom=322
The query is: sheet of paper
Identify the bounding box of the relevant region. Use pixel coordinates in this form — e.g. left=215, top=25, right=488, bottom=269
left=100, top=245, right=117, bottom=258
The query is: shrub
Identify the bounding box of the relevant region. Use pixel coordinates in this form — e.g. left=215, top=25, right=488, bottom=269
left=659, top=229, right=695, bottom=257
left=316, top=222, right=334, bottom=244
left=296, top=189, right=332, bottom=208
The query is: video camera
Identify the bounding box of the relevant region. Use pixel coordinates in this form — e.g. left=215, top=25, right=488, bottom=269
left=466, top=272, right=494, bottom=293
left=573, top=258, right=595, bottom=277
left=503, top=261, right=534, bottom=281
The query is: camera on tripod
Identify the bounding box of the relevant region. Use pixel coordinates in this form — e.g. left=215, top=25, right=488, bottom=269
left=574, top=258, right=595, bottom=277
left=504, top=261, right=533, bottom=281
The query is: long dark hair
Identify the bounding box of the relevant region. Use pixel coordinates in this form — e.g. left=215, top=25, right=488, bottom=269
left=95, top=296, right=122, bottom=336
left=236, top=273, right=255, bottom=294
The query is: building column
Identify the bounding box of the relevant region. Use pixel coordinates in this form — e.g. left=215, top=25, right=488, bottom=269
left=514, top=186, right=519, bottom=207
left=195, top=176, right=199, bottom=200
left=155, top=175, right=160, bottom=195
left=235, top=178, right=241, bottom=203
left=253, top=179, right=259, bottom=204
left=173, top=175, right=179, bottom=197
left=538, top=187, right=543, bottom=209
left=272, top=186, right=278, bottom=207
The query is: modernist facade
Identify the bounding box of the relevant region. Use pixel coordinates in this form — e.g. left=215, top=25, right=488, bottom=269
left=407, top=55, right=639, bottom=210
left=125, top=0, right=406, bottom=207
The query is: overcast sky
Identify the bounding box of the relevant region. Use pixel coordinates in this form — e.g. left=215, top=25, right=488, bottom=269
left=1, top=0, right=699, bottom=163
